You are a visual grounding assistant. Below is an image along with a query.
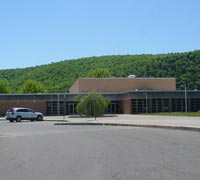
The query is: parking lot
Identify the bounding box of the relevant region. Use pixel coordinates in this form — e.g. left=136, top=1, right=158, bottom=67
left=0, top=120, right=200, bottom=180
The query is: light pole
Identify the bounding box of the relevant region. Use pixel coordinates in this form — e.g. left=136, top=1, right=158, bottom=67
left=184, top=84, right=187, bottom=113
left=94, top=95, right=97, bottom=120
left=144, top=92, right=148, bottom=114
left=63, top=94, right=66, bottom=121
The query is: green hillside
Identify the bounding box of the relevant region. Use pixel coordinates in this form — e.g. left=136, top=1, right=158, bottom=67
left=0, top=50, right=200, bottom=93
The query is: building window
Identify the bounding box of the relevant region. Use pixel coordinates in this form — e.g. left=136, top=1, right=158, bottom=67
left=46, top=101, right=63, bottom=115
left=152, top=99, right=169, bottom=112
left=172, top=99, right=185, bottom=112
left=105, top=101, right=120, bottom=114
left=66, top=102, right=77, bottom=115
left=191, top=98, right=200, bottom=112
left=132, top=99, right=149, bottom=114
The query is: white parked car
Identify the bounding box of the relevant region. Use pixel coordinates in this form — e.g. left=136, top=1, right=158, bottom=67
left=6, top=108, right=44, bottom=122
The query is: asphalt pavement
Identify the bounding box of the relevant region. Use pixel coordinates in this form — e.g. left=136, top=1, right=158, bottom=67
left=0, top=121, right=200, bottom=180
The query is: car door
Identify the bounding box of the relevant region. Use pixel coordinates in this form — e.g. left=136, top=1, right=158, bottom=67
left=20, top=109, right=29, bottom=119
left=27, top=109, right=36, bottom=119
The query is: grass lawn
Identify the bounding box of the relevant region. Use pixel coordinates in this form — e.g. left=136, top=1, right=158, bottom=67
left=149, top=111, right=200, bottom=117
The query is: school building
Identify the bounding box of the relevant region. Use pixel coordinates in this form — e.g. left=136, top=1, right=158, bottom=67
left=0, top=78, right=199, bottom=116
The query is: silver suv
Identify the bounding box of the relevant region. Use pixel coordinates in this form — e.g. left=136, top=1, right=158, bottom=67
left=6, top=108, right=44, bottom=122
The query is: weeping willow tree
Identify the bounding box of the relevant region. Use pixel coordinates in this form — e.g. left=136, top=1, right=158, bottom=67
left=75, top=92, right=110, bottom=117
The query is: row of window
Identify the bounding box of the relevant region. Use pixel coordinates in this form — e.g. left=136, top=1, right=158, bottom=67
left=46, top=99, right=200, bottom=115
left=132, top=98, right=200, bottom=113
left=46, top=101, right=120, bottom=115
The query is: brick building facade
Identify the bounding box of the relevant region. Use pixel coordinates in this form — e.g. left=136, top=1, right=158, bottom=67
left=0, top=78, right=199, bottom=116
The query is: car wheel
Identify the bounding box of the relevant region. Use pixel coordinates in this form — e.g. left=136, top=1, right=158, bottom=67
left=37, top=115, right=43, bottom=121
left=16, top=116, right=22, bottom=122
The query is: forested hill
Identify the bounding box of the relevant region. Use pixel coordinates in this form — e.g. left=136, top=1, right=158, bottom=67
left=0, top=50, right=200, bottom=93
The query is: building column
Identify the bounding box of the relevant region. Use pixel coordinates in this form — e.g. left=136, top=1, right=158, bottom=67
left=121, top=99, right=132, bottom=114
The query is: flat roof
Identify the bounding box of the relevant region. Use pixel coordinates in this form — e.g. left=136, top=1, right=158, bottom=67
left=77, top=77, right=176, bottom=80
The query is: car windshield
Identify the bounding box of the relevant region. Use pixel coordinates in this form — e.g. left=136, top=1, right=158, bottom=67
left=7, top=109, right=13, bottom=112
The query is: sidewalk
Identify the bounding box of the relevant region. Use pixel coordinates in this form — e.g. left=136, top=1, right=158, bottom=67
left=45, top=114, right=200, bottom=132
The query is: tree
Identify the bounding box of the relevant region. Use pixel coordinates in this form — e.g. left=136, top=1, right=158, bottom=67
left=0, top=79, right=11, bottom=93
left=0, top=50, right=200, bottom=92
left=86, top=68, right=111, bottom=78
left=18, top=79, right=45, bottom=93
left=75, top=92, right=110, bottom=117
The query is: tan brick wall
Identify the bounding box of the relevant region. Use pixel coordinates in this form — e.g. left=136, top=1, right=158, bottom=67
left=70, top=78, right=176, bottom=93
left=69, top=80, right=79, bottom=93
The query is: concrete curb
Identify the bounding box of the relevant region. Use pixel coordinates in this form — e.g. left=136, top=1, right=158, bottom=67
left=44, top=120, right=68, bottom=122
left=54, top=122, right=200, bottom=132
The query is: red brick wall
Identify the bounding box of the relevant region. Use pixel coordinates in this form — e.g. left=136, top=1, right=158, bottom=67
left=0, top=101, right=46, bottom=116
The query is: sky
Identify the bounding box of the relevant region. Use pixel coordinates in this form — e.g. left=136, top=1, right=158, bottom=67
left=0, top=0, right=200, bottom=69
